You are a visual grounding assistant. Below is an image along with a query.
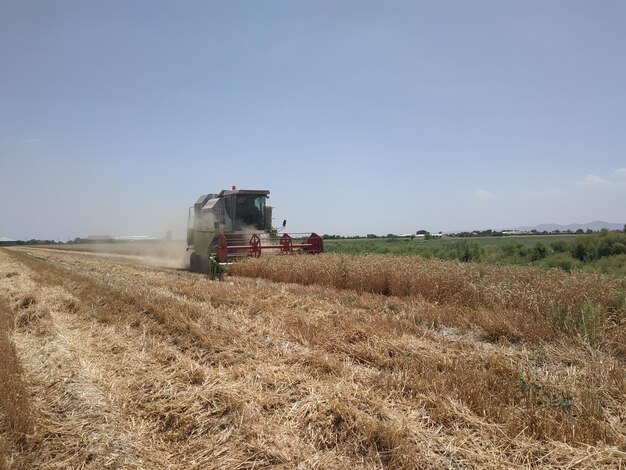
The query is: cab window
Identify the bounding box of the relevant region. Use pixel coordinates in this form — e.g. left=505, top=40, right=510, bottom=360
left=235, top=195, right=265, bottom=230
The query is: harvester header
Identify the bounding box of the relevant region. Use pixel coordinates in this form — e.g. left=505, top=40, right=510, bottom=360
left=187, top=188, right=323, bottom=276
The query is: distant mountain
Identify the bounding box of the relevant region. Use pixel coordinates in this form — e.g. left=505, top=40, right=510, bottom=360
left=511, top=221, right=625, bottom=232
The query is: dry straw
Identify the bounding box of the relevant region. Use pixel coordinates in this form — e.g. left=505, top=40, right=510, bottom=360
left=0, top=281, right=34, bottom=469
left=230, top=254, right=626, bottom=352
left=1, top=247, right=625, bottom=468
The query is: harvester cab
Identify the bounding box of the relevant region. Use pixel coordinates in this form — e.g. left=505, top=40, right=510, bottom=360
left=187, top=187, right=323, bottom=276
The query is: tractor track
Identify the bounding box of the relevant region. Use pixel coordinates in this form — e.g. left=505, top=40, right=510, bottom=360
left=5, top=248, right=236, bottom=361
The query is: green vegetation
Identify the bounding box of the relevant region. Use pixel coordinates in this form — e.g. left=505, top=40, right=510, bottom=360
left=324, top=231, right=626, bottom=277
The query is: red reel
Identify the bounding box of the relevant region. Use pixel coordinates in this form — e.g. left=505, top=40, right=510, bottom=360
left=216, top=234, right=229, bottom=262
left=280, top=233, right=293, bottom=254
left=307, top=233, right=323, bottom=254
left=250, top=233, right=262, bottom=258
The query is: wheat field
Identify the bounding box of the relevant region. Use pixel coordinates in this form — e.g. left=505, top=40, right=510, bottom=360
left=1, top=247, right=624, bottom=468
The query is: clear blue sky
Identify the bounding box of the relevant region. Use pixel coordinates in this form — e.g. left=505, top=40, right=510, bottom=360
left=1, top=1, right=625, bottom=240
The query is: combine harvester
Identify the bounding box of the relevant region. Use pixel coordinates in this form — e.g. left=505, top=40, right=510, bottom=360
left=187, top=187, right=323, bottom=277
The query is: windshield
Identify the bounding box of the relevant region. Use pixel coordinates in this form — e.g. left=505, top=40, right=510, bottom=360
left=234, top=195, right=266, bottom=230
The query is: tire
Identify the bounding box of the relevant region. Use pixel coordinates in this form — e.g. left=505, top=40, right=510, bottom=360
left=189, top=253, right=200, bottom=272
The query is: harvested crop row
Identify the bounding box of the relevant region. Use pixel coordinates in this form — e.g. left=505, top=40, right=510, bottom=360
left=3, top=247, right=625, bottom=468
left=27, top=251, right=626, bottom=448
left=0, top=297, right=33, bottom=470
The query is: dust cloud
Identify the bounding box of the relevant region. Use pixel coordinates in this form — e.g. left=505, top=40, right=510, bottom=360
left=66, top=241, right=190, bottom=269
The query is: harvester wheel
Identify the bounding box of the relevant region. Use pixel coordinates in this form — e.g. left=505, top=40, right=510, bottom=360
left=190, top=254, right=200, bottom=272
